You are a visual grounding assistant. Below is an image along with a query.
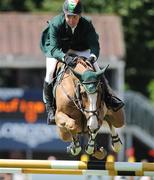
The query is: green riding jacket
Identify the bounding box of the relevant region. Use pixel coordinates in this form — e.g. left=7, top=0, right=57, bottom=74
left=40, top=13, right=100, bottom=61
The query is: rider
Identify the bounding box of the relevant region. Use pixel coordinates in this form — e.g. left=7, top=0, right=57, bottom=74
left=40, top=0, right=124, bottom=124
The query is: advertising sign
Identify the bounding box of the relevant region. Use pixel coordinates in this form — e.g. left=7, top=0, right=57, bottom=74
left=0, top=88, right=68, bottom=151
left=0, top=88, right=45, bottom=123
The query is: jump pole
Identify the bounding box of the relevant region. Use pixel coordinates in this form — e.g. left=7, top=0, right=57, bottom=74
left=0, top=159, right=154, bottom=171
left=0, top=168, right=154, bottom=176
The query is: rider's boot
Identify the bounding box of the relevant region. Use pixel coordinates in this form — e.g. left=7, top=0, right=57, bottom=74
left=43, top=81, right=55, bottom=124
left=101, top=76, right=124, bottom=112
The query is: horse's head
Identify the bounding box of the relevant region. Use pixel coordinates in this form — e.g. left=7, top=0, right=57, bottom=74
left=70, top=57, right=108, bottom=132
left=72, top=67, right=107, bottom=94
left=70, top=57, right=107, bottom=94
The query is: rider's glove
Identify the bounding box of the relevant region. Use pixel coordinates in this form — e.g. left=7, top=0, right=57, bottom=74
left=64, top=55, right=77, bottom=67
left=87, top=54, right=97, bottom=64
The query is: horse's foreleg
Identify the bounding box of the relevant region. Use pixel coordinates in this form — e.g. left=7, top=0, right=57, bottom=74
left=85, top=115, right=100, bottom=155
left=67, top=135, right=82, bottom=156
left=105, top=114, right=123, bottom=153
left=85, top=127, right=107, bottom=159
left=85, top=128, right=99, bottom=155
left=55, top=111, right=82, bottom=156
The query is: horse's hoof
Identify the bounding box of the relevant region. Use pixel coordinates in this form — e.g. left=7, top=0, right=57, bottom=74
left=111, top=135, right=122, bottom=152
left=92, top=147, right=107, bottom=160
left=67, top=144, right=81, bottom=156
left=85, top=145, right=95, bottom=155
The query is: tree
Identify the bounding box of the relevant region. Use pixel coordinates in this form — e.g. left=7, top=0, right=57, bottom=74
left=0, top=0, right=63, bottom=12
left=83, top=0, right=154, bottom=96
left=122, top=1, right=154, bottom=96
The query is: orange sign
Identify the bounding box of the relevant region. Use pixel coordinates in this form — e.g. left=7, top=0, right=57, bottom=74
left=0, top=98, right=45, bottom=123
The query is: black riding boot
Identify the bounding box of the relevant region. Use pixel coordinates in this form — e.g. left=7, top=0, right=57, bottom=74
left=101, top=76, right=124, bottom=112
left=43, top=81, right=55, bottom=124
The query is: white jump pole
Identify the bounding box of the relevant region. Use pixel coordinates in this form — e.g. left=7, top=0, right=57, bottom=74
left=0, top=159, right=154, bottom=171
left=0, top=159, right=154, bottom=176
left=0, top=168, right=154, bottom=176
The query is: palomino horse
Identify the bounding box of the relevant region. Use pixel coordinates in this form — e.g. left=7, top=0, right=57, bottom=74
left=55, top=57, right=125, bottom=159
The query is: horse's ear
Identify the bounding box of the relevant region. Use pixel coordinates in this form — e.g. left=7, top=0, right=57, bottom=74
left=70, top=68, right=83, bottom=81
left=96, top=65, right=109, bottom=77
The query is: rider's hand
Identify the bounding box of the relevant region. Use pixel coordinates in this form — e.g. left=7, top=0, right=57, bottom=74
left=87, top=55, right=96, bottom=64
left=64, top=55, right=77, bottom=67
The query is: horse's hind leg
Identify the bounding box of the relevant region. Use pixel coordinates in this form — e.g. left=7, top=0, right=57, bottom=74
left=105, top=108, right=126, bottom=152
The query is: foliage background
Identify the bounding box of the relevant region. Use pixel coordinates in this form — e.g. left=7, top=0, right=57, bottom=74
left=0, top=0, right=154, bottom=101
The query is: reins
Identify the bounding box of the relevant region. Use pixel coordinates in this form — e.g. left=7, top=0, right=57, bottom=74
left=58, top=61, right=102, bottom=118
left=59, top=80, right=102, bottom=119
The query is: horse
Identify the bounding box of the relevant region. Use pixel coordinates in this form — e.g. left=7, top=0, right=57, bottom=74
left=54, top=56, right=125, bottom=159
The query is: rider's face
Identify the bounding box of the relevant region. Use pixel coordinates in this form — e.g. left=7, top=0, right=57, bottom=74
left=65, top=14, right=80, bottom=28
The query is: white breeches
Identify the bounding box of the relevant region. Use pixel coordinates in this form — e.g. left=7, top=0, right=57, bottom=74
left=45, top=57, right=58, bottom=84
left=45, top=49, right=100, bottom=84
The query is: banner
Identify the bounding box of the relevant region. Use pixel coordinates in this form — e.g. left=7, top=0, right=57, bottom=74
left=0, top=88, right=68, bottom=151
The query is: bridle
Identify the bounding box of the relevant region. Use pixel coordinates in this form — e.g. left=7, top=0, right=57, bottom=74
left=59, top=73, right=102, bottom=121
left=56, top=56, right=104, bottom=122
